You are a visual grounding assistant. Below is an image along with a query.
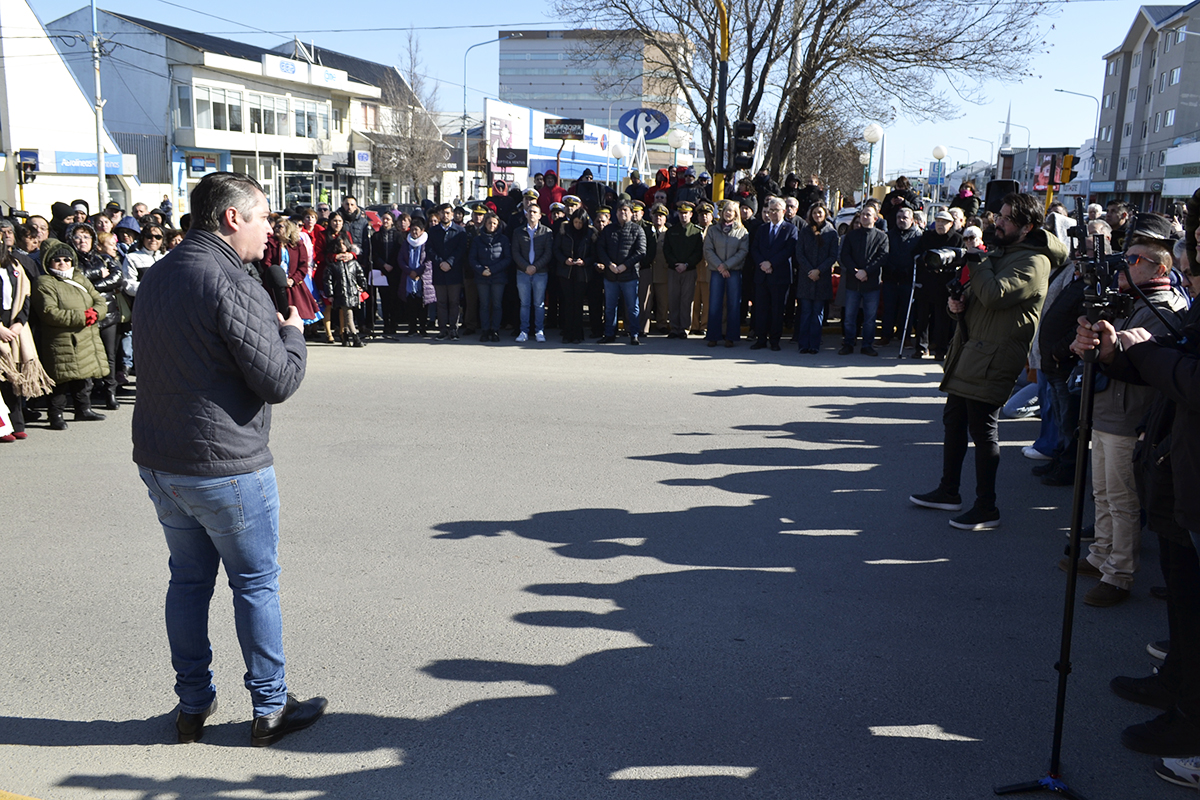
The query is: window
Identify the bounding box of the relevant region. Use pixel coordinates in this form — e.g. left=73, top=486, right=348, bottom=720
left=333, top=108, right=343, bottom=134
left=360, top=103, right=379, bottom=132
left=1156, top=111, right=1162, bottom=132
left=175, top=85, right=192, bottom=128
left=1171, top=67, right=1182, bottom=85
left=193, top=87, right=242, bottom=132
left=1160, top=71, right=1168, bottom=92
left=1132, top=52, right=1142, bottom=67
left=1165, top=33, right=1172, bottom=53
left=1150, top=151, right=1156, bottom=170
left=1108, top=58, right=1118, bottom=75
left=1160, top=150, right=1168, bottom=166
left=1124, top=122, right=1133, bottom=137
left=1104, top=93, right=1112, bottom=109
left=247, top=93, right=288, bottom=135
left=1142, top=120, right=1148, bottom=139
left=1137, top=155, right=1144, bottom=174
left=195, top=86, right=212, bottom=129
left=1119, top=156, right=1128, bottom=171
left=1167, top=108, right=1176, bottom=126
left=1129, top=87, right=1137, bottom=103
left=1151, top=47, right=1157, bottom=67
left=293, top=99, right=329, bottom=139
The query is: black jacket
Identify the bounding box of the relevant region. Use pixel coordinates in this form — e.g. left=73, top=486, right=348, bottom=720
left=342, top=210, right=373, bottom=269
left=883, top=226, right=922, bottom=282
left=131, top=229, right=306, bottom=477
left=78, top=250, right=125, bottom=328
left=511, top=223, right=555, bottom=274
left=838, top=227, right=889, bottom=292
left=595, top=221, right=646, bottom=282
left=555, top=226, right=595, bottom=282
left=427, top=223, right=469, bottom=285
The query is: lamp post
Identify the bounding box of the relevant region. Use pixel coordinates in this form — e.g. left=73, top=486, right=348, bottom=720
left=610, top=141, right=627, bottom=189
left=859, top=151, right=870, bottom=204
left=967, top=136, right=995, bottom=185
left=863, top=122, right=883, bottom=198
left=668, top=129, right=689, bottom=167
left=1054, top=89, right=1101, bottom=201
left=932, top=144, right=947, bottom=204
left=462, top=34, right=521, bottom=203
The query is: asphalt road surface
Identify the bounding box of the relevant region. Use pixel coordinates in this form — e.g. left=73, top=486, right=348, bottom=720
left=0, top=335, right=1176, bottom=799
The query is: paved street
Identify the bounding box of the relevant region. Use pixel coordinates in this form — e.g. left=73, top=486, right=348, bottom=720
left=0, top=336, right=1175, bottom=798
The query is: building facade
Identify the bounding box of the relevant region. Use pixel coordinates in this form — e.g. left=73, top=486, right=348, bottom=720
left=1093, top=3, right=1199, bottom=210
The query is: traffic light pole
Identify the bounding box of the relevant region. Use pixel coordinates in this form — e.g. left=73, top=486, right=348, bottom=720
left=713, top=0, right=729, bottom=203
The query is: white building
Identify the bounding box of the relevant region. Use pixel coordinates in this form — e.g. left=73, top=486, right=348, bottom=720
left=0, top=0, right=139, bottom=215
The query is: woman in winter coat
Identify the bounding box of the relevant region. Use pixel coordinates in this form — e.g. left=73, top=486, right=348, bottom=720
left=322, top=236, right=367, bottom=348
left=794, top=202, right=839, bottom=354
left=120, top=223, right=165, bottom=298
left=400, top=215, right=436, bottom=336
left=0, top=240, right=52, bottom=441
left=371, top=211, right=403, bottom=336
left=554, top=208, right=594, bottom=344
left=32, top=240, right=109, bottom=429
left=265, top=218, right=320, bottom=325
left=702, top=199, right=749, bottom=346
left=68, top=222, right=123, bottom=409
left=469, top=212, right=512, bottom=343
left=949, top=180, right=981, bottom=219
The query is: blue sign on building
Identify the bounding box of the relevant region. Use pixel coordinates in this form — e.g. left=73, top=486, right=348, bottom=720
left=618, top=108, right=670, bottom=141
left=55, top=151, right=123, bottom=175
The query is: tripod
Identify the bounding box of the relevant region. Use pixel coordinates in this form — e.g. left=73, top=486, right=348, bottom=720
left=993, top=325, right=1101, bottom=799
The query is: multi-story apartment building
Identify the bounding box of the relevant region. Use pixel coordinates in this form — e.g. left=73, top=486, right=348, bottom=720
left=1093, top=3, right=1198, bottom=210
left=498, top=30, right=685, bottom=132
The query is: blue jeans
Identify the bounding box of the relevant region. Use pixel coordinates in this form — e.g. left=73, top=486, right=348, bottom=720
left=139, top=466, right=288, bottom=718
left=516, top=271, right=548, bottom=334
left=604, top=278, right=639, bottom=336
left=477, top=281, right=504, bottom=332
left=841, top=288, right=880, bottom=347
left=706, top=270, right=742, bottom=341
left=1033, top=369, right=1059, bottom=455
left=796, top=298, right=825, bottom=350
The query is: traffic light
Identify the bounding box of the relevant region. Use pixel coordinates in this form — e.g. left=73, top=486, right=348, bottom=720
left=730, top=120, right=756, bottom=171
left=18, top=161, right=36, bottom=184
left=1061, top=154, right=1078, bottom=186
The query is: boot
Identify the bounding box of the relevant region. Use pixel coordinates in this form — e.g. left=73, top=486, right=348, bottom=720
left=75, top=403, right=107, bottom=422
left=49, top=409, right=68, bottom=430
left=323, top=318, right=335, bottom=343
left=340, top=329, right=348, bottom=347
left=351, top=333, right=365, bottom=348
left=104, top=388, right=119, bottom=410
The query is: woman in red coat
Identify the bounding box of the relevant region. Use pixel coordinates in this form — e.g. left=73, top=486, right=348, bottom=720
left=265, top=219, right=320, bottom=326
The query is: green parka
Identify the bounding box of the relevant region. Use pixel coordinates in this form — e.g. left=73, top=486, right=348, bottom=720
left=32, top=240, right=109, bottom=383
left=940, top=228, right=1067, bottom=407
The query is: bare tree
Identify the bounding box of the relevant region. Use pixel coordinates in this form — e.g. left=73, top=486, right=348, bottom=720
left=377, top=30, right=444, bottom=203
left=555, top=0, right=1056, bottom=177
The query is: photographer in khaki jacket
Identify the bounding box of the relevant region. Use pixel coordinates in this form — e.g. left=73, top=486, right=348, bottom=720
left=910, top=193, right=1065, bottom=530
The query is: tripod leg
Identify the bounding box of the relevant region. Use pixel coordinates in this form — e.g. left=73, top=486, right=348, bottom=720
left=897, top=283, right=916, bottom=359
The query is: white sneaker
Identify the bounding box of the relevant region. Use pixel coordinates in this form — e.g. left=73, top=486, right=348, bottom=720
left=1156, top=755, right=1200, bottom=788
left=515, top=332, right=528, bottom=343
left=535, top=331, right=546, bottom=343
left=1022, top=445, right=1052, bottom=461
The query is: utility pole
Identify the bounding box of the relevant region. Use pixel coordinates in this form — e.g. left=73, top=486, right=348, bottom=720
left=91, top=0, right=108, bottom=209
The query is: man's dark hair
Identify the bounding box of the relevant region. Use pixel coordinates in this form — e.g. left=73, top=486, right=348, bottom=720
left=1003, top=193, right=1044, bottom=230
left=343, top=195, right=357, bottom=204
left=190, top=172, right=264, bottom=233
left=1107, top=200, right=1129, bottom=214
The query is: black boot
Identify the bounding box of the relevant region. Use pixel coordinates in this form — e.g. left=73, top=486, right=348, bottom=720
left=352, top=333, right=365, bottom=348
left=104, top=388, right=119, bottom=410
left=340, top=330, right=348, bottom=347
left=49, top=410, right=68, bottom=430
left=75, top=405, right=107, bottom=422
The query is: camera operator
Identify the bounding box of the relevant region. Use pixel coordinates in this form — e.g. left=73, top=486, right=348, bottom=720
left=1072, top=191, right=1200, bottom=762
left=910, top=193, right=1065, bottom=530
left=910, top=210, right=963, bottom=360
left=1065, top=215, right=1189, bottom=608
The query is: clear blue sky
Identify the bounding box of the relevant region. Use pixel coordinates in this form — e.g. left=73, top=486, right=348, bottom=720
left=31, top=0, right=1149, bottom=177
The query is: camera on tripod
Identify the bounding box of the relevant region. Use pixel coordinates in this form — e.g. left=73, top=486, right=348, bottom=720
left=1081, top=245, right=1135, bottom=323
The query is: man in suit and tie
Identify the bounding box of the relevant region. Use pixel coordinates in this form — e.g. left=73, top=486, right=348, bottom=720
left=749, top=197, right=798, bottom=351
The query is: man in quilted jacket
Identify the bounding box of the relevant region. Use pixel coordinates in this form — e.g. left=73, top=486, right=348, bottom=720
left=132, top=171, right=327, bottom=748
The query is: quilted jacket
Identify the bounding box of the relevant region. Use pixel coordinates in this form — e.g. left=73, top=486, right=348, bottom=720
left=131, top=229, right=307, bottom=477
left=32, top=241, right=109, bottom=383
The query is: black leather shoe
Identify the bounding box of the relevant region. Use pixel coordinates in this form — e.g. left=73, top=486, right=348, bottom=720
left=749, top=340, right=768, bottom=350
left=75, top=409, right=107, bottom=422
left=1111, top=674, right=1178, bottom=711
left=251, top=694, right=328, bottom=747
left=629, top=336, right=640, bottom=346
left=49, top=415, right=68, bottom=431
left=104, top=389, right=119, bottom=410
left=769, top=343, right=781, bottom=351
left=177, top=697, right=217, bottom=744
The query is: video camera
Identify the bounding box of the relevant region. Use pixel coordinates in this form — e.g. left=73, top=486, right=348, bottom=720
left=924, top=247, right=984, bottom=302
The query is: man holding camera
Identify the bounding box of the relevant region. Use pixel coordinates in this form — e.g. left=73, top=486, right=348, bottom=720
left=910, top=193, right=1065, bottom=530
left=1061, top=215, right=1188, bottom=607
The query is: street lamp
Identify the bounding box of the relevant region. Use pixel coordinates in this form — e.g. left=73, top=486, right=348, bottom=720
left=668, top=129, right=690, bottom=167
left=610, top=141, right=627, bottom=187
left=932, top=144, right=947, bottom=204
left=863, top=122, right=883, bottom=197
left=859, top=151, right=871, bottom=203
left=462, top=33, right=521, bottom=203
left=1054, top=89, right=1101, bottom=201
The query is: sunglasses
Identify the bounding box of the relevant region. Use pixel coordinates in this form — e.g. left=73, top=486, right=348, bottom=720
left=145, top=234, right=163, bottom=240
left=51, top=256, right=73, bottom=263
left=1125, top=253, right=1164, bottom=269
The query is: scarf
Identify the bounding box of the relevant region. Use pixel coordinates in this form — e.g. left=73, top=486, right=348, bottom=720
left=0, top=262, right=53, bottom=398
left=406, top=232, right=428, bottom=273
